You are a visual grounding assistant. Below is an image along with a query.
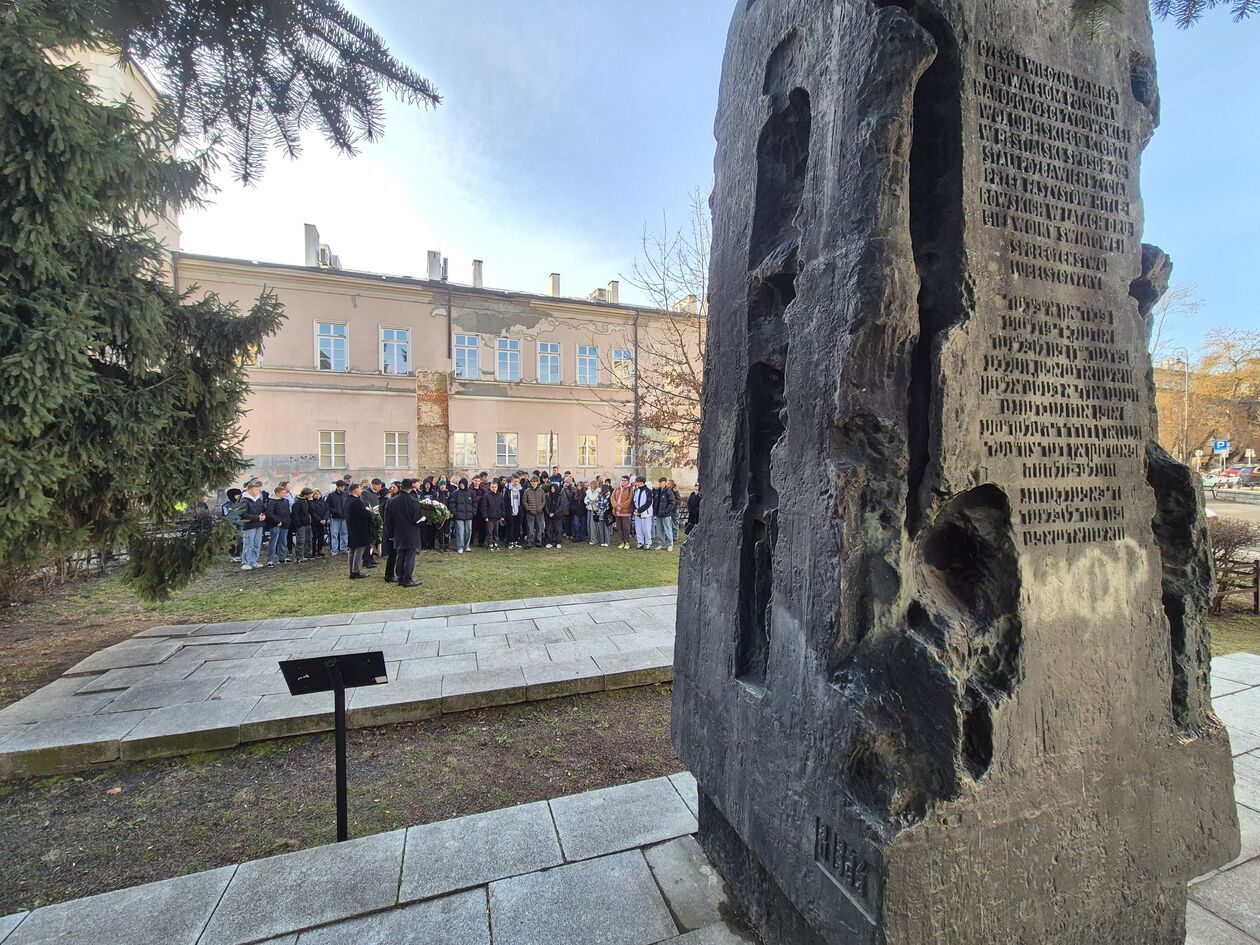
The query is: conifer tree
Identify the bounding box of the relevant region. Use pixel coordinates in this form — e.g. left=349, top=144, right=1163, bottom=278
left=1, top=1, right=436, bottom=599
left=1075, top=0, right=1257, bottom=31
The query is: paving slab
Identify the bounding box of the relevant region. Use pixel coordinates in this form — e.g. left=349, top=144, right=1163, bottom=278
left=1215, top=657, right=1260, bottom=687
left=534, top=613, right=595, bottom=634
left=440, top=635, right=510, bottom=657
left=666, top=922, right=759, bottom=945
left=200, top=830, right=406, bottom=945
left=476, top=645, right=553, bottom=672
left=212, top=672, right=292, bottom=699
left=399, top=801, right=563, bottom=902
left=1185, top=901, right=1257, bottom=945
left=332, top=631, right=410, bottom=651
left=441, top=667, right=527, bottom=712
left=0, top=711, right=151, bottom=777
left=4, top=865, right=234, bottom=945
left=1235, top=752, right=1260, bottom=813
left=284, top=613, right=356, bottom=629
left=669, top=771, right=700, bottom=818
left=397, top=654, right=477, bottom=681
left=1223, top=802, right=1260, bottom=872
left=133, top=623, right=203, bottom=638
left=545, top=640, right=622, bottom=664
left=350, top=608, right=416, bottom=624
left=193, top=621, right=260, bottom=636
left=1217, top=688, right=1260, bottom=738
left=298, top=889, right=489, bottom=945
left=1190, top=858, right=1260, bottom=940
left=1232, top=729, right=1260, bottom=757
left=254, top=639, right=340, bottom=658
left=594, top=649, right=673, bottom=690
left=488, top=849, right=676, bottom=945
left=348, top=678, right=442, bottom=728
left=450, top=611, right=503, bottom=628
left=187, top=658, right=278, bottom=681
left=1214, top=675, right=1252, bottom=698
left=507, top=627, right=572, bottom=646
left=523, top=658, right=605, bottom=700
left=571, top=619, right=637, bottom=638
left=240, top=692, right=334, bottom=741
left=570, top=590, right=634, bottom=604
left=0, top=692, right=119, bottom=724
left=97, top=677, right=226, bottom=714
left=548, top=777, right=698, bottom=862
left=645, top=836, right=736, bottom=933
left=238, top=626, right=321, bottom=643
left=167, top=642, right=263, bottom=664
left=614, top=632, right=676, bottom=653
left=0, top=914, right=25, bottom=943
left=17, top=677, right=90, bottom=701
left=64, top=641, right=182, bottom=675
left=471, top=618, right=540, bottom=638
left=120, top=697, right=260, bottom=760
left=411, top=602, right=473, bottom=619
left=591, top=609, right=648, bottom=625
left=510, top=606, right=565, bottom=620
left=314, top=622, right=385, bottom=638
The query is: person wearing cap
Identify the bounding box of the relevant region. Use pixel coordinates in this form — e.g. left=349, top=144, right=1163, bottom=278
left=326, top=480, right=349, bottom=555
left=632, top=476, right=655, bottom=550
left=383, top=478, right=423, bottom=587
left=291, top=488, right=313, bottom=562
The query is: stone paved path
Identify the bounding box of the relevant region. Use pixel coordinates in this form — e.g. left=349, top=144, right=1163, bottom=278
left=1, top=745, right=1256, bottom=945
left=0, top=587, right=677, bottom=778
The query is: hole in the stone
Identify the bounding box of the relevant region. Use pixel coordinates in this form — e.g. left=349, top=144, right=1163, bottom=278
left=961, top=690, right=994, bottom=779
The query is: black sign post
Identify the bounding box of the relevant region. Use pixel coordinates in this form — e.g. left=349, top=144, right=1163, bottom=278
left=280, top=651, right=388, bottom=842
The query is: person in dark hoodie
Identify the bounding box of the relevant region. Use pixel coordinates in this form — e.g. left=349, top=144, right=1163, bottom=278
left=291, top=488, right=313, bottom=561
left=238, top=479, right=268, bottom=570
left=264, top=483, right=292, bottom=566
left=325, top=481, right=349, bottom=555
left=544, top=481, right=568, bottom=549
left=451, top=477, right=477, bottom=553
left=481, top=479, right=506, bottom=550
left=653, top=476, right=677, bottom=551
left=685, top=482, right=701, bottom=535
left=345, top=483, right=375, bottom=579
left=308, top=490, right=329, bottom=557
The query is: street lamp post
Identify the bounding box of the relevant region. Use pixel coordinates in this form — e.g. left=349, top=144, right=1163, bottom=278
left=1171, top=346, right=1190, bottom=463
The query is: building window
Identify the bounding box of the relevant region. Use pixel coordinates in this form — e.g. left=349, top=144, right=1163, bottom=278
left=616, top=434, right=634, bottom=466
left=496, top=433, right=518, bottom=467
left=577, top=345, right=599, bottom=386
left=454, top=334, right=480, bottom=379
left=452, top=432, right=477, bottom=466
left=537, top=433, right=559, bottom=467
left=240, top=343, right=263, bottom=368
left=384, top=431, right=410, bottom=468
left=319, top=430, right=346, bottom=469
left=317, top=322, right=348, bottom=372
left=578, top=434, right=598, bottom=466
left=497, top=338, right=521, bottom=381
left=381, top=327, right=410, bottom=374
left=538, top=341, right=561, bottom=384
left=612, top=347, right=634, bottom=385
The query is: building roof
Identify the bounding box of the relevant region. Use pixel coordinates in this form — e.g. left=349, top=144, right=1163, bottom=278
left=173, top=251, right=686, bottom=319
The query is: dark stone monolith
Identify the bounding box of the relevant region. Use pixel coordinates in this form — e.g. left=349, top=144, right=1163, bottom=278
left=672, top=2, right=1240, bottom=943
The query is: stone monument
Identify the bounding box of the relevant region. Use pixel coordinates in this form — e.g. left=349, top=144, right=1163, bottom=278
left=673, top=1, right=1240, bottom=943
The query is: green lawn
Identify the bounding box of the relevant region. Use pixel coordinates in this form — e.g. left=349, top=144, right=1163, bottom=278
left=44, top=543, right=682, bottom=624
left=1210, top=612, right=1260, bottom=657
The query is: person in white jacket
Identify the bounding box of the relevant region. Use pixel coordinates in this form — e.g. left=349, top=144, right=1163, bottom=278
left=631, top=476, right=655, bottom=551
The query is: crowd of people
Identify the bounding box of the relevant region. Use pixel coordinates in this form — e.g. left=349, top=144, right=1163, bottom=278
left=221, top=466, right=702, bottom=588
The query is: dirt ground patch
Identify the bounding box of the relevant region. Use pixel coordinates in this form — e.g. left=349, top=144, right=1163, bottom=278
left=0, top=684, right=678, bottom=913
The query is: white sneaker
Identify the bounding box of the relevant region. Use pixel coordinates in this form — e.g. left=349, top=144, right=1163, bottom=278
left=457, top=548, right=464, bottom=554
left=601, top=543, right=609, bottom=547
left=545, top=543, right=553, bottom=548
left=240, top=564, right=253, bottom=571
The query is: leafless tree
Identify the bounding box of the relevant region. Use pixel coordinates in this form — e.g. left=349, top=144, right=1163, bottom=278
left=584, top=188, right=709, bottom=469
left=1148, top=282, right=1203, bottom=363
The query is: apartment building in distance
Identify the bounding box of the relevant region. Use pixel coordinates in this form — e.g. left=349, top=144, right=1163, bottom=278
left=174, top=227, right=699, bottom=492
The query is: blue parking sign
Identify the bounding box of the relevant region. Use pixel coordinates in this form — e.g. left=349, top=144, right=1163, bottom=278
left=1213, top=440, right=1230, bottom=453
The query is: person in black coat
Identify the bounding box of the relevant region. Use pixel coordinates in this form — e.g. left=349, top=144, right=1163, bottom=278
left=435, top=480, right=454, bottom=552
left=450, top=478, right=477, bottom=553
left=308, top=491, right=329, bottom=557
left=384, top=480, right=423, bottom=587
left=291, top=489, right=314, bottom=560
left=653, top=477, right=678, bottom=551
left=685, top=483, right=701, bottom=535
left=345, top=484, right=375, bottom=579
left=544, top=483, right=568, bottom=549
left=481, top=480, right=506, bottom=550
left=264, top=484, right=292, bottom=566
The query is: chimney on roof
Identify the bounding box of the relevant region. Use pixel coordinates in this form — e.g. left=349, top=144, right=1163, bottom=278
left=588, top=288, right=608, bottom=303
left=549, top=273, right=561, bottom=297
left=472, top=260, right=484, bottom=288
left=304, top=224, right=320, bottom=267
left=427, top=251, right=443, bottom=281
left=607, top=280, right=619, bottom=304
left=675, top=294, right=699, bottom=314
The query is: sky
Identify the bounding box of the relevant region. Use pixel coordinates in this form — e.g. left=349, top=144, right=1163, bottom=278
left=177, top=2, right=1257, bottom=353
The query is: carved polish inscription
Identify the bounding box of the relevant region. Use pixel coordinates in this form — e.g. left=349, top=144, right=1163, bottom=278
left=814, top=817, right=876, bottom=920
left=970, top=42, right=1143, bottom=547
left=975, top=40, right=1134, bottom=288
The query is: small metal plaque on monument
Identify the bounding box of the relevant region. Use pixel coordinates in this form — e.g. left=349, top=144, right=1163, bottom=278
left=673, top=2, right=1240, bottom=943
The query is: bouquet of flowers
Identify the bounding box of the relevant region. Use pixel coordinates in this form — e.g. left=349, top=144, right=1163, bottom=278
left=417, top=498, right=452, bottom=527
